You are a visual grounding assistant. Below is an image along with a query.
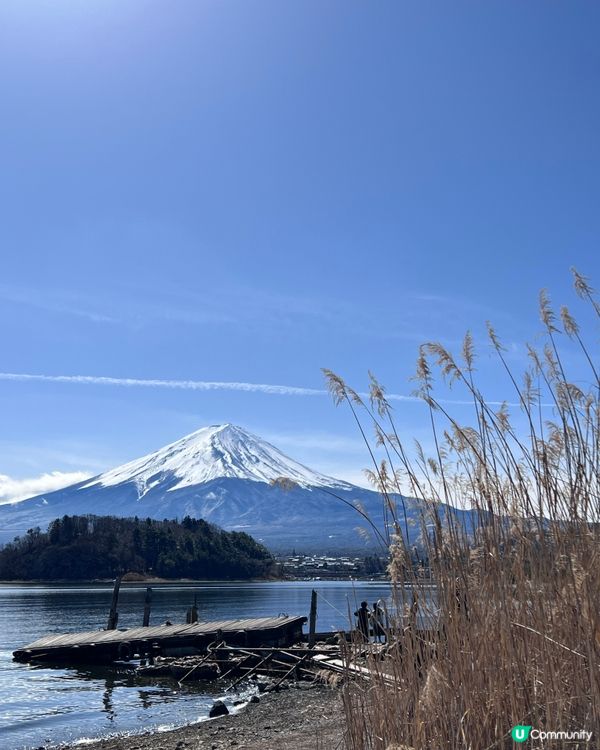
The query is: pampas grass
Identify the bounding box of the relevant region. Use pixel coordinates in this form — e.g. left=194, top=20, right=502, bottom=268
left=325, top=269, right=600, bottom=749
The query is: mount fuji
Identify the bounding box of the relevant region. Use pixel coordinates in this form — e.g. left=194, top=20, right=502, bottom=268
left=0, top=424, right=472, bottom=551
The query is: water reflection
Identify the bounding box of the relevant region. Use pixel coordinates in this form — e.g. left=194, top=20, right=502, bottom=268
left=138, top=689, right=153, bottom=711
left=102, top=676, right=115, bottom=720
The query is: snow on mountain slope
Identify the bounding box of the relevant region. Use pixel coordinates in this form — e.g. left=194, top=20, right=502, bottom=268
left=0, top=424, right=479, bottom=551
left=82, top=424, right=353, bottom=496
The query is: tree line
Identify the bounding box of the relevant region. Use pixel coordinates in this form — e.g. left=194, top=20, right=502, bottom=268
left=0, top=514, right=274, bottom=580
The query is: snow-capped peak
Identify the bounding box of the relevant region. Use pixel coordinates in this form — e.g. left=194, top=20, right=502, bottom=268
left=83, top=424, right=352, bottom=495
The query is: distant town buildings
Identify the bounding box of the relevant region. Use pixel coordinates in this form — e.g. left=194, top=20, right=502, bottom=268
left=276, top=553, right=387, bottom=580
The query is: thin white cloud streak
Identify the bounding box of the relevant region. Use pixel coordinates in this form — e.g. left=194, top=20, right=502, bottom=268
left=0, top=372, right=543, bottom=408
left=0, top=471, right=92, bottom=505
left=0, top=286, right=116, bottom=323
left=0, top=372, right=324, bottom=397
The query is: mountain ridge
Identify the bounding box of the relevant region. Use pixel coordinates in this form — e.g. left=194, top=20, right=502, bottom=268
left=0, top=424, right=476, bottom=552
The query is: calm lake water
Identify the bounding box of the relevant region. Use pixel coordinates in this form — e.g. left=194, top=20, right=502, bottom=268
left=0, top=580, right=391, bottom=750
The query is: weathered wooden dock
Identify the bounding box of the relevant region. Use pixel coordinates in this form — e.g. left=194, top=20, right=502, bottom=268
left=13, top=615, right=306, bottom=664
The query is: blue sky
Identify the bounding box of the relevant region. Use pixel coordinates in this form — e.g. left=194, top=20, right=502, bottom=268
left=0, top=1, right=599, bottom=498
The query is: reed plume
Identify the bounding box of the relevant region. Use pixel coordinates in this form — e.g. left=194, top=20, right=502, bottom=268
left=325, top=268, right=600, bottom=749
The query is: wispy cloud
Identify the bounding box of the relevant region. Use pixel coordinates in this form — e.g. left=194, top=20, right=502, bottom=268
left=263, top=430, right=365, bottom=453
left=0, top=285, right=116, bottom=323
left=0, top=371, right=433, bottom=402
left=260, top=430, right=372, bottom=487
left=0, top=439, right=116, bottom=474
left=0, top=280, right=515, bottom=346
left=0, top=371, right=536, bottom=408
left=0, top=471, right=92, bottom=505
left=0, top=372, right=325, bottom=397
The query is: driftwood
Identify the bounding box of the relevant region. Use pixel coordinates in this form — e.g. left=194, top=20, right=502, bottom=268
left=177, top=640, right=225, bottom=685
left=133, top=640, right=344, bottom=689
left=226, top=651, right=276, bottom=691
left=272, top=649, right=315, bottom=688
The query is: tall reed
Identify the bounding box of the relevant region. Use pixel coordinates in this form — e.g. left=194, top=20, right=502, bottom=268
left=325, top=269, right=600, bottom=749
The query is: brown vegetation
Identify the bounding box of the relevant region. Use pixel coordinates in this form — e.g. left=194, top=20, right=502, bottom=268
left=325, top=269, right=600, bottom=749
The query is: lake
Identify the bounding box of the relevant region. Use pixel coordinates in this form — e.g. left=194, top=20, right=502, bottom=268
left=0, top=580, right=391, bottom=749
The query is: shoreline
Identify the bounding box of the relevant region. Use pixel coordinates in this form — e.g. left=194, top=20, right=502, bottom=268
left=0, top=577, right=282, bottom=586
left=62, top=683, right=342, bottom=750
left=0, top=577, right=387, bottom=585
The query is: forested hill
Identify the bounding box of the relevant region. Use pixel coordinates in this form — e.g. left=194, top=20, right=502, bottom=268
left=0, top=515, right=274, bottom=581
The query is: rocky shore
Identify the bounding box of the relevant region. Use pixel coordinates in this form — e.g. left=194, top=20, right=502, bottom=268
left=63, top=683, right=342, bottom=750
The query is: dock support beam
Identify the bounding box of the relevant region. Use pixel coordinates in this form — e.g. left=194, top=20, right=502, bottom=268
left=186, top=593, right=198, bottom=624
left=107, top=575, right=122, bottom=630
left=308, top=589, right=317, bottom=646
left=143, top=587, right=152, bottom=627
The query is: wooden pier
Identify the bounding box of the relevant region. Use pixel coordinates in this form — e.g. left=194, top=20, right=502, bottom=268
left=13, top=615, right=307, bottom=664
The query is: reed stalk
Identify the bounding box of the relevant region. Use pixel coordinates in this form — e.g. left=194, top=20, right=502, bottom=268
left=325, top=269, right=600, bottom=749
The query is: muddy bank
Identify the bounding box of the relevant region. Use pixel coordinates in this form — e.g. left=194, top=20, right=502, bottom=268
left=62, top=683, right=342, bottom=750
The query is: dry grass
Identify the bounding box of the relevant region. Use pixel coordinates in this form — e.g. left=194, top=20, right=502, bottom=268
left=325, top=269, right=600, bottom=749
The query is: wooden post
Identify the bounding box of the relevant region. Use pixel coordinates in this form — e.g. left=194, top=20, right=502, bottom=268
left=186, top=594, right=199, bottom=624
left=308, top=589, right=317, bottom=646
left=142, top=587, right=152, bottom=627
left=107, top=575, right=122, bottom=631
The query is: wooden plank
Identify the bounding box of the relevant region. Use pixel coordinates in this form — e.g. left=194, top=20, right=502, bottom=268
left=18, top=616, right=307, bottom=653
left=312, top=654, right=396, bottom=684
